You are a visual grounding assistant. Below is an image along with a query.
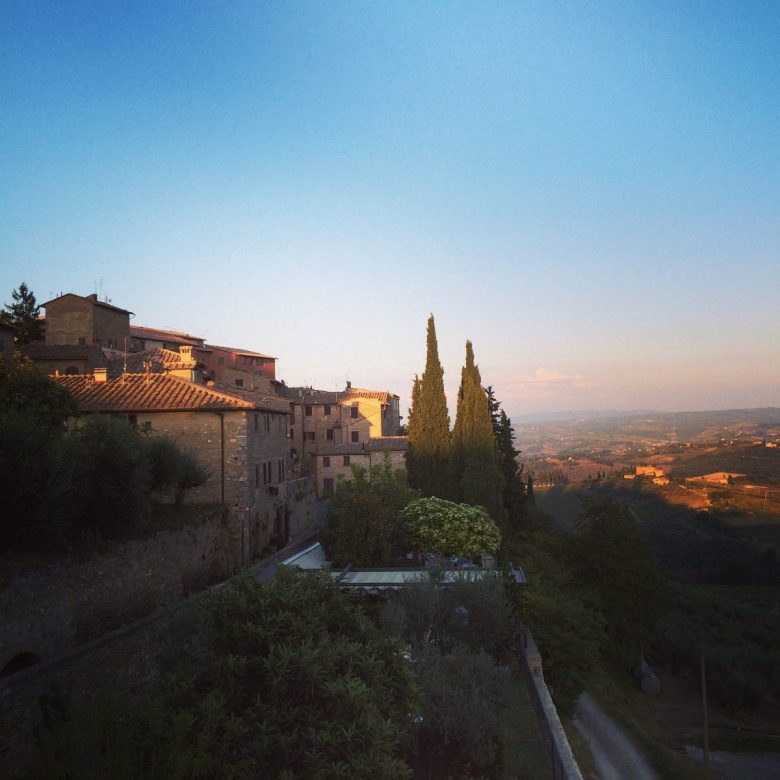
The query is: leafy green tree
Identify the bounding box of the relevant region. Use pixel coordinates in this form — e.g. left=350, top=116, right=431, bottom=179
left=323, top=459, right=418, bottom=566
left=401, top=497, right=501, bottom=557
left=408, top=315, right=450, bottom=498
left=37, top=570, right=419, bottom=778
left=0, top=355, right=77, bottom=430
left=1, top=281, right=43, bottom=343
left=569, top=496, right=667, bottom=656
left=450, top=341, right=505, bottom=521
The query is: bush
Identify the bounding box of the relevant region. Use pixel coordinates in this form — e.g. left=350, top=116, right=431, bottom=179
left=323, top=460, right=417, bottom=566
left=401, top=497, right=501, bottom=557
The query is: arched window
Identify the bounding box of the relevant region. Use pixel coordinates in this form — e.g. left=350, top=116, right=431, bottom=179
left=65, top=365, right=79, bottom=375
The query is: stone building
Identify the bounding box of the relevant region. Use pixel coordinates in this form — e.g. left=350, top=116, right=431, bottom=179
left=129, top=325, right=205, bottom=352
left=43, top=292, right=132, bottom=350
left=312, top=436, right=408, bottom=498
left=197, top=343, right=278, bottom=394
left=282, top=383, right=402, bottom=475
left=54, top=369, right=305, bottom=551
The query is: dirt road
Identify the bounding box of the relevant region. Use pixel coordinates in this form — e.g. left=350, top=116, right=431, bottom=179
left=574, top=692, right=659, bottom=780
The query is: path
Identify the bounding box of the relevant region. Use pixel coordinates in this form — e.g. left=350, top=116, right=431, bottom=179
left=573, top=692, right=659, bottom=780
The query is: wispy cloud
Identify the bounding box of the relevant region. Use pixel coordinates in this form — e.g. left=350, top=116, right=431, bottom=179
left=510, top=368, right=596, bottom=389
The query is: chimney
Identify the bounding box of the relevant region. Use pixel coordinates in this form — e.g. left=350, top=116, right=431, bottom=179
left=180, top=344, right=193, bottom=362
left=93, top=367, right=108, bottom=383
left=346, top=381, right=351, bottom=389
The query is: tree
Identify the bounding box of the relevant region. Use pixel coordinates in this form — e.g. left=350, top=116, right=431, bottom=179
left=36, top=570, right=419, bottom=778
left=408, top=316, right=450, bottom=498
left=2, top=282, right=43, bottom=344
left=401, top=497, right=501, bottom=558
left=569, top=496, right=667, bottom=656
left=322, top=459, right=418, bottom=567
left=449, top=341, right=505, bottom=521
left=486, top=387, right=526, bottom=524
left=0, top=355, right=77, bottom=430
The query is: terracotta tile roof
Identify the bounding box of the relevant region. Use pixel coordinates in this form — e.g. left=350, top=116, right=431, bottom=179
left=103, top=347, right=201, bottom=377
left=201, top=344, right=276, bottom=360
left=343, top=388, right=397, bottom=404
left=130, top=325, right=204, bottom=346
left=53, top=373, right=278, bottom=413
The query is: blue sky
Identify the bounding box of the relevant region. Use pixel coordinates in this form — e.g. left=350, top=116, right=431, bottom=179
left=2, top=1, right=778, bottom=419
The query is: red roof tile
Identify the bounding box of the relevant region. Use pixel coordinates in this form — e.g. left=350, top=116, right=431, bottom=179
left=54, top=373, right=276, bottom=413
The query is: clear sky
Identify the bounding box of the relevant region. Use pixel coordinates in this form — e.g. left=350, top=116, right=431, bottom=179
left=2, top=1, right=778, bottom=420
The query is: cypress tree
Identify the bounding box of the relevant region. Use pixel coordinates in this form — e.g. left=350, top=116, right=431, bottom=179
left=406, top=374, right=421, bottom=488
left=450, top=341, right=505, bottom=522
left=408, top=316, right=450, bottom=497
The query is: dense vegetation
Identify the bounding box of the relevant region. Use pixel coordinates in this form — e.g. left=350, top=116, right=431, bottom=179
left=37, top=568, right=525, bottom=779
left=0, top=356, right=207, bottom=551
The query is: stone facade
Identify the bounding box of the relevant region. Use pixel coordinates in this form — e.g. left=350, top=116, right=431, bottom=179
left=313, top=438, right=408, bottom=498
left=43, top=293, right=131, bottom=350
left=286, top=385, right=402, bottom=475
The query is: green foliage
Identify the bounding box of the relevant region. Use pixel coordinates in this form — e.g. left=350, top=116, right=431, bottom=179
left=487, top=386, right=527, bottom=525
left=408, top=315, right=451, bottom=498
left=143, top=434, right=209, bottom=507
left=569, top=495, right=667, bottom=656
left=37, top=570, right=418, bottom=778
left=412, top=643, right=509, bottom=778
left=401, top=497, right=501, bottom=557
left=322, top=459, right=418, bottom=566
left=382, top=569, right=515, bottom=777
left=1, top=281, right=43, bottom=343
left=0, top=355, right=78, bottom=430
left=382, top=569, right=516, bottom=660
left=502, top=511, right=606, bottom=716
left=0, top=410, right=208, bottom=550
left=450, top=341, right=505, bottom=522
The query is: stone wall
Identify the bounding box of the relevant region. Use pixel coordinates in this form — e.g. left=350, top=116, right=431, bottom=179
left=0, top=506, right=235, bottom=675
left=517, top=626, right=584, bottom=780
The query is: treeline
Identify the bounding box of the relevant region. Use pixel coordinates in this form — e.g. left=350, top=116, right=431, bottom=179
left=0, top=357, right=207, bottom=551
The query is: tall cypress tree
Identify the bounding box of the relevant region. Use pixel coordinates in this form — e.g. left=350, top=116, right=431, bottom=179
left=406, top=374, right=421, bottom=488
left=407, top=316, right=450, bottom=497
left=450, top=341, right=505, bottom=522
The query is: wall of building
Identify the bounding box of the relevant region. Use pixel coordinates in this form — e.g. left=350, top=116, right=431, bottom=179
left=314, top=449, right=406, bottom=498
left=91, top=304, right=130, bottom=349
left=44, top=297, right=93, bottom=346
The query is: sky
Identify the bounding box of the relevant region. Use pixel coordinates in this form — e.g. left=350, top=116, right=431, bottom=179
left=2, top=1, right=779, bottom=420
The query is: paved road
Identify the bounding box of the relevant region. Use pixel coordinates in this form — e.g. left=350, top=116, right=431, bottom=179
left=685, top=745, right=780, bottom=780
left=573, top=692, right=659, bottom=780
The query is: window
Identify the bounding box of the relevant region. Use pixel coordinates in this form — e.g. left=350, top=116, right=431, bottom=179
left=265, top=414, right=270, bottom=432
left=65, top=365, right=79, bottom=375
left=235, top=378, right=244, bottom=387
left=128, top=414, right=137, bottom=426
left=351, top=431, right=359, bottom=443
left=305, top=405, right=313, bottom=416
left=323, top=477, right=334, bottom=495
left=350, top=405, right=358, bottom=419
left=324, top=404, right=331, bottom=416
left=254, top=413, right=259, bottom=432
left=78, top=336, right=86, bottom=345
left=255, top=463, right=260, bottom=488
left=277, top=459, right=283, bottom=482
left=218, top=357, right=224, bottom=365
left=343, top=455, right=351, bottom=466
left=326, top=428, right=334, bottom=441
left=323, top=456, right=330, bottom=467
left=263, top=462, right=271, bottom=485
left=304, top=431, right=315, bottom=441
left=143, top=421, right=152, bottom=432
left=289, top=426, right=294, bottom=439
